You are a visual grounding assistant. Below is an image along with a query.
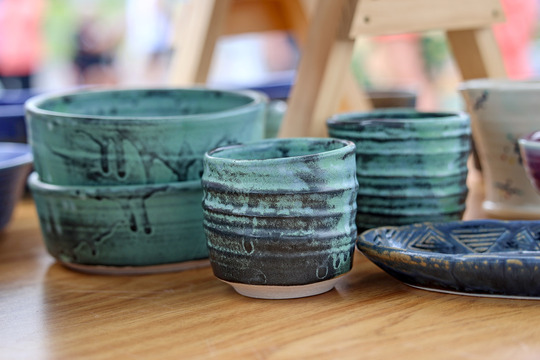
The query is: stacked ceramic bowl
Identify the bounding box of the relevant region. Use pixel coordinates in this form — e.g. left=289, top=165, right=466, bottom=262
left=327, top=109, right=471, bottom=232
left=25, top=87, right=266, bottom=273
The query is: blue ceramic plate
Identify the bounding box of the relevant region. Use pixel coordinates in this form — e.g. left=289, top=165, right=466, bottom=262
left=357, top=220, right=540, bottom=298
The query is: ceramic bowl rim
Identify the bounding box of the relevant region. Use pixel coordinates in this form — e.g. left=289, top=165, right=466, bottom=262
left=326, top=109, right=468, bottom=127
left=25, top=87, right=267, bottom=123
left=27, top=172, right=201, bottom=196
left=205, top=137, right=355, bottom=164
left=518, top=131, right=540, bottom=150
left=459, top=78, right=540, bottom=91
left=0, top=143, right=33, bottom=170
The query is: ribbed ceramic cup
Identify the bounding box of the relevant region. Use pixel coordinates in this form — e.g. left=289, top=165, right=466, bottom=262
left=25, top=88, right=266, bottom=186
left=327, top=109, right=470, bottom=232
left=28, top=172, right=208, bottom=274
left=202, top=138, right=358, bottom=299
left=461, top=79, right=540, bottom=219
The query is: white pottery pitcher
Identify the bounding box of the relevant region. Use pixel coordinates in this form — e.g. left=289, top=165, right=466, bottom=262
left=461, top=79, right=540, bottom=219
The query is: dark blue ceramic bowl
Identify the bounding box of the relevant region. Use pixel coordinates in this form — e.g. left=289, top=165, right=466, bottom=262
left=0, top=143, right=33, bottom=230
left=0, top=89, right=36, bottom=143
left=248, top=81, right=291, bottom=101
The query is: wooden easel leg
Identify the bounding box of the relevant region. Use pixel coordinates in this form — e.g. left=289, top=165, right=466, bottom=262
left=308, top=41, right=358, bottom=137
left=283, top=0, right=371, bottom=118
left=169, top=0, right=231, bottom=85
left=446, top=28, right=506, bottom=80
left=280, top=0, right=309, bottom=46
left=278, top=0, right=359, bottom=138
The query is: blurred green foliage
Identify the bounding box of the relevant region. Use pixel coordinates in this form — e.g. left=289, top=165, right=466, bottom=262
left=420, top=32, right=450, bottom=79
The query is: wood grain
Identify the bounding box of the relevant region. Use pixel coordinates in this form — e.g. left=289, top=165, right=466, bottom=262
left=2, top=170, right=540, bottom=360
left=278, top=0, right=363, bottom=138
left=169, top=0, right=311, bottom=85
left=169, top=0, right=231, bottom=85
left=350, top=0, right=504, bottom=36
left=447, top=28, right=507, bottom=80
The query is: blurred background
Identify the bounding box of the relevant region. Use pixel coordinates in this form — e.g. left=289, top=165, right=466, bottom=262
left=1, top=0, right=539, bottom=112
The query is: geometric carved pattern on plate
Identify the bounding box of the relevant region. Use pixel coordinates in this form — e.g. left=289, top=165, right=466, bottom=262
left=449, top=227, right=506, bottom=253
left=410, top=226, right=453, bottom=253
left=511, top=229, right=540, bottom=251
left=526, top=224, right=540, bottom=249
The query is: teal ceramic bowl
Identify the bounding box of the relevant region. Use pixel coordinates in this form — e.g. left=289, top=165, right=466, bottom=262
left=28, top=172, right=207, bottom=273
left=327, top=109, right=471, bottom=232
left=25, top=88, right=266, bottom=186
left=202, top=138, right=358, bottom=299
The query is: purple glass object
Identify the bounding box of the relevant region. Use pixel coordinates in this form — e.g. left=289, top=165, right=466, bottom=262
left=518, top=131, right=540, bottom=192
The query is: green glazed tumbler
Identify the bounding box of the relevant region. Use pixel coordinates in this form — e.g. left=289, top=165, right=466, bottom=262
left=202, top=138, right=358, bottom=299
left=327, top=109, right=471, bottom=232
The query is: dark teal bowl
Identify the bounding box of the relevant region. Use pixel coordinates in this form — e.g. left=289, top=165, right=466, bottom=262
left=28, top=172, right=207, bottom=272
left=202, top=138, right=358, bottom=299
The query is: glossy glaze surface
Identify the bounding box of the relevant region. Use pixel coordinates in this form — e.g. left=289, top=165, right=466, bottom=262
left=202, top=138, right=358, bottom=293
left=327, top=109, right=470, bottom=232
left=28, top=172, right=207, bottom=267
left=358, top=220, right=540, bottom=297
left=26, top=88, right=266, bottom=185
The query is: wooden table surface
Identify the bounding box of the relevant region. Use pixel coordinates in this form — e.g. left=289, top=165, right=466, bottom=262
left=2, top=167, right=540, bottom=360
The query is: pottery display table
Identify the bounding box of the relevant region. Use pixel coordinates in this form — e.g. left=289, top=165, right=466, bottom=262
left=3, top=167, right=540, bottom=359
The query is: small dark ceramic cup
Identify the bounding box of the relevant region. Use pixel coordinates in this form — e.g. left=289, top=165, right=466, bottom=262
left=518, top=131, right=540, bottom=193
left=28, top=172, right=208, bottom=274
left=327, top=109, right=471, bottom=232
left=25, top=88, right=266, bottom=186
left=202, top=138, right=358, bottom=299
